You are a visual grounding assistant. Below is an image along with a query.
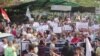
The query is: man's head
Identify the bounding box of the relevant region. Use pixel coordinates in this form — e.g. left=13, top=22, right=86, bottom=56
left=28, top=44, right=35, bottom=53
left=2, top=37, right=8, bottom=44
left=51, top=37, right=57, bottom=44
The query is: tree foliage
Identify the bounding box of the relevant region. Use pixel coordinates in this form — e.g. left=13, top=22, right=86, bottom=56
left=0, top=0, right=100, bottom=7
left=64, top=0, right=100, bottom=7
left=0, top=0, right=15, bottom=7
left=77, top=0, right=95, bottom=7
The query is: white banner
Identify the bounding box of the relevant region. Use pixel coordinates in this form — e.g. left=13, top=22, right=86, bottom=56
left=91, top=24, right=100, bottom=30
left=53, top=27, right=62, bottom=33
left=62, top=25, right=73, bottom=31
left=76, top=22, right=89, bottom=30
left=20, top=0, right=35, bottom=2
left=51, top=5, right=71, bottom=11
left=36, top=25, right=49, bottom=32
left=49, top=21, right=58, bottom=27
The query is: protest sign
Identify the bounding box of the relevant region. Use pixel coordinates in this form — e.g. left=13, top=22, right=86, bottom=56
left=36, top=25, right=49, bottom=32
left=42, top=25, right=49, bottom=31
left=62, top=25, right=73, bottom=31
left=76, top=22, right=89, bottom=30
left=49, top=21, right=58, bottom=27
left=91, top=24, right=100, bottom=30
left=53, top=27, right=62, bottom=33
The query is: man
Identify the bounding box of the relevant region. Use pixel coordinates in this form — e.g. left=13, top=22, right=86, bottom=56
left=50, top=37, right=60, bottom=56
left=25, top=44, right=38, bottom=56
left=96, top=40, right=100, bottom=56
left=61, top=41, right=74, bottom=56
left=0, top=38, right=8, bottom=56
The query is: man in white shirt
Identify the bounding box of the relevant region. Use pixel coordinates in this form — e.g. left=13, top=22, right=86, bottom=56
left=1, top=38, right=8, bottom=49
left=0, top=38, right=8, bottom=56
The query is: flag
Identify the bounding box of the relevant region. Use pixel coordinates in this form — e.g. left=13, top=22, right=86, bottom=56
left=86, top=38, right=93, bottom=56
left=0, top=8, right=10, bottom=23
left=26, top=7, right=34, bottom=21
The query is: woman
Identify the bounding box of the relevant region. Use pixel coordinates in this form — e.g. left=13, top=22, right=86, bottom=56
left=38, top=40, right=46, bottom=56
left=13, top=39, right=19, bottom=56
left=74, top=47, right=84, bottom=56
left=50, top=37, right=60, bottom=56
left=4, top=41, right=16, bottom=56
left=11, top=25, right=17, bottom=38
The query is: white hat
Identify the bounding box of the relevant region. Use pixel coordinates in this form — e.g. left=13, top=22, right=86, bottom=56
left=27, top=34, right=33, bottom=38
left=22, top=31, right=27, bottom=35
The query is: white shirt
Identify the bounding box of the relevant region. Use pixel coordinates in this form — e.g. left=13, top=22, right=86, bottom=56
left=66, top=36, right=73, bottom=43
left=89, top=34, right=96, bottom=41
left=34, top=47, right=38, bottom=54
left=50, top=42, right=55, bottom=49
left=25, top=52, right=38, bottom=56
left=46, top=34, right=51, bottom=42
left=0, top=43, right=8, bottom=49
left=33, top=22, right=40, bottom=28
left=0, top=42, right=7, bottom=53
left=21, top=41, right=30, bottom=51
left=26, top=33, right=33, bottom=39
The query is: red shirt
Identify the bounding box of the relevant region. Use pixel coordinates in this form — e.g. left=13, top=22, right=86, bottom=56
left=71, top=37, right=80, bottom=44
left=12, top=29, right=17, bottom=37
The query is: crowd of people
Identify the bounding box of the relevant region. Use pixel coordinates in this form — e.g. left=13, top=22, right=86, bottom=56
left=0, top=15, right=100, bottom=56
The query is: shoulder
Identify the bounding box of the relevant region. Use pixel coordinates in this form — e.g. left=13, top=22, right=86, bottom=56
left=50, top=43, right=55, bottom=47
left=32, top=53, right=38, bottom=56
left=26, top=53, right=38, bottom=56
left=96, top=47, right=100, bottom=50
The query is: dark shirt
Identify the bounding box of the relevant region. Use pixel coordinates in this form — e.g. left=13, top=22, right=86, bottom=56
left=38, top=45, right=46, bottom=56
left=61, top=46, right=74, bottom=56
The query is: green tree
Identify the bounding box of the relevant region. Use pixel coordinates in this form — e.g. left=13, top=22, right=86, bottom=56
left=0, top=0, right=13, bottom=3
left=64, top=0, right=100, bottom=7
left=0, top=0, right=15, bottom=7
left=75, top=0, right=99, bottom=7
